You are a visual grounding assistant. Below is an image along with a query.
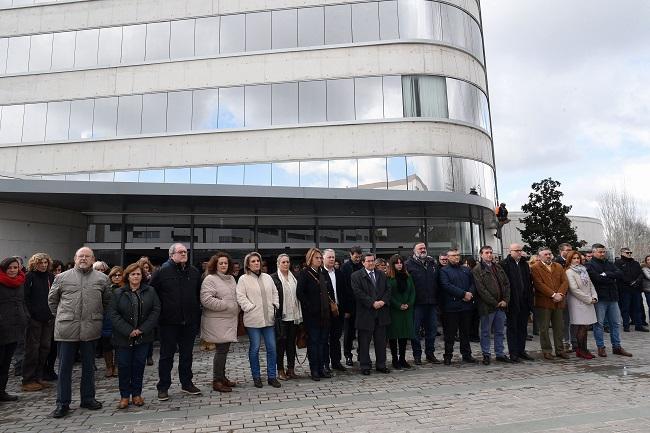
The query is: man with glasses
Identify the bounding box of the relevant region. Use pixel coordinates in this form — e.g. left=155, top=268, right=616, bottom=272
left=151, top=243, right=202, bottom=401
left=614, top=248, right=648, bottom=332
left=586, top=244, right=633, bottom=357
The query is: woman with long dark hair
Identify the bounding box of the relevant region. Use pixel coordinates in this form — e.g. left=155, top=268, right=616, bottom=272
left=386, top=254, right=416, bottom=369
left=0, top=257, right=27, bottom=401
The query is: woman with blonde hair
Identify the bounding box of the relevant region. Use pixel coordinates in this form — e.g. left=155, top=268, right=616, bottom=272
left=236, top=252, right=280, bottom=388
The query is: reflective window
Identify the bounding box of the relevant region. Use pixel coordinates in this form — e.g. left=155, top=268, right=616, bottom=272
left=300, top=160, right=328, bottom=187
left=244, top=163, right=271, bottom=186
left=69, top=99, right=95, bottom=139
left=220, top=14, right=245, bottom=54
left=190, top=166, right=217, bottom=184
left=325, top=5, right=352, bottom=45
left=145, top=22, right=170, bottom=61
left=329, top=159, right=357, bottom=188
left=406, top=156, right=452, bottom=191
left=121, top=25, right=146, bottom=64
left=441, top=4, right=468, bottom=51
left=117, top=94, right=142, bottom=136
left=0, top=38, right=7, bottom=73
left=272, top=82, right=298, bottom=125
left=195, top=17, right=219, bottom=57
left=358, top=158, right=387, bottom=189
left=446, top=78, right=477, bottom=125
left=246, top=12, right=271, bottom=52
left=244, top=85, right=271, bottom=127
left=22, top=103, right=47, bottom=143
left=170, top=19, right=196, bottom=58
left=89, top=172, right=114, bottom=182
left=327, top=79, right=355, bottom=121
left=165, top=167, right=190, bottom=184
left=166, top=91, right=193, bottom=133
left=452, top=158, right=482, bottom=196
left=0, top=105, right=24, bottom=143
left=139, top=169, right=164, bottom=183
left=398, top=0, right=436, bottom=40
left=74, top=29, right=99, bottom=68
left=66, top=173, right=90, bottom=182
left=28, top=33, right=52, bottom=72
left=218, top=87, right=244, bottom=128
left=379, top=1, right=399, bottom=40
left=217, top=165, right=244, bottom=185
left=51, top=32, right=75, bottom=70
left=98, top=27, right=123, bottom=66
left=299, top=80, right=326, bottom=123
left=355, top=76, right=383, bottom=120
left=403, top=75, right=448, bottom=118
left=383, top=75, right=403, bottom=118
left=192, top=89, right=219, bottom=131
left=272, top=9, right=297, bottom=49
left=272, top=162, right=299, bottom=187
left=6, top=36, right=29, bottom=74
left=141, top=93, right=167, bottom=134
left=45, top=101, right=71, bottom=141
left=92, top=97, right=118, bottom=138
left=483, top=163, right=496, bottom=201
left=387, top=156, right=407, bottom=189
left=478, top=91, right=491, bottom=133
left=352, top=3, right=379, bottom=43
left=114, top=171, right=139, bottom=182
left=298, top=7, right=324, bottom=47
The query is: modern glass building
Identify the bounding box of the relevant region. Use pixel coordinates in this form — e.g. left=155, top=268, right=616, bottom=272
left=0, top=0, right=498, bottom=266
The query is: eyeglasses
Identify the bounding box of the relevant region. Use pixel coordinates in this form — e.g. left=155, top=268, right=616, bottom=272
left=112, top=273, right=122, bottom=277
left=623, top=251, right=632, bottom=255
left=511, top=249, right=523, bottom=252
left=174, top=251, right=188, bottom=255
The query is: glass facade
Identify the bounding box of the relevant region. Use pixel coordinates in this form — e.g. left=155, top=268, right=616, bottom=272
left=0, top=75, right=489, bottom=145
left=0, top=1, right=483, bottom=75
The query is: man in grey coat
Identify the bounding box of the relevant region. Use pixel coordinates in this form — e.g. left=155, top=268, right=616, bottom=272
left=48, top=247, right=111, bottom=418
left=351, top=253, right=391, bottom=375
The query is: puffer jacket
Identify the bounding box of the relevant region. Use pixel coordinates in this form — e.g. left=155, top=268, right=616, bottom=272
left=236, top=272, right=279, bottom=328
left=200, top=272, right=239, bottom=344
left=109, top=284, right=161, bottom=347
left=48, top=267, right=112, bottom=342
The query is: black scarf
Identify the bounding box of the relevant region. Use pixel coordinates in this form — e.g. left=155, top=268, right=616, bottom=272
left=396, top=272, right=408, bottom=293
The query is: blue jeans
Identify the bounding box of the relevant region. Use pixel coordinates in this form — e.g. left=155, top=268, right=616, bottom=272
left=56, top=341, right=96, bottom=406
left=619, top=289, right=643, bottom=328
left=480, top=310, right=506, bottom=356
left=246, top=326, right=277, bottom=379
left=116, top=344, right=149, bottom=399
left=306, top=325, right=329, bottom=374
left=594, top=301, right=622, bottom=349
left=411, top=304, right=437, bottom=359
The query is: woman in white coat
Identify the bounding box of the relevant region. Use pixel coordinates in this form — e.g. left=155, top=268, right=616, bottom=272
left=565, top=251, right=598, bottom=359
left=236, top=252, right=280, bottom=389
left=200, top=252, right=240, bottom=393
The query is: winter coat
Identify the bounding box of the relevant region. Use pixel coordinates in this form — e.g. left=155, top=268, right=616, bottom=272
left=109, top=284, right=161, bottom=347
left=387, top=274, right=416, bottom=339
left=531, top=262, right=569, bottom=310
left=340, top=260, right=363, bottom=314
left=405, top=256, right=438, bottom=305
left=615, top=256, right=644, bottom=291
left=200, top=272, right=239, bottom=344
left=102, top=283, right=121, bottom=337
left=643, top=267, right=650, bottom=293
left=296, top=267, right=334, bottom=329
left=585, top=258, right=622, bottom=302
left=48, top=267, right=112, bottom=342
left=351, top=268, right=391, bottom=331
left=150, top=259, right=201, bottom=327
left=565, top=268, right=598, bottom=325
left=24, top=271, right=55, bottom=323
left=472, top=262, right=511, bottom=317
left=500, top=255, right=534, bottom=315
left=236, top=272, right=279, bottom=328
left=0, top=280, right=28, bottom=346
left=439, top=264, right=476, bottom=313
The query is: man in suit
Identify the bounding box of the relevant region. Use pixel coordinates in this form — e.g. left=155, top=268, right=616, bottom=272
left=323, top=249, right=348, bottom=372
left=554, top=242, right=574, bottom=351
left=351, top=253, right=391, bottom=375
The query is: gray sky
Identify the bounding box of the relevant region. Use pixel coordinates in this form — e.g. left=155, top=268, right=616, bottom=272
left=482, top=0, right=650, bottom=220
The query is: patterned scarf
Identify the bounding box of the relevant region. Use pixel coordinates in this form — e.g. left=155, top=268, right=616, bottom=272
left=570, top=264, right=590, bottom=286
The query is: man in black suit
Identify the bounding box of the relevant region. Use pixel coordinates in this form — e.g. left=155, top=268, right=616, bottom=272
left=323, top=249, right=348, bottom=372
left=340, top=246, right=363, bottom=366
left=350, top=253, right=391, bottom=375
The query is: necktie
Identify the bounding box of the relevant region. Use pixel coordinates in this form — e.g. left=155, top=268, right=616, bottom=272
left=370, top=271, right=376, bottom=287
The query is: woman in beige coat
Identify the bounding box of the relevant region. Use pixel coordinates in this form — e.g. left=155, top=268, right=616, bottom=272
left=236, top=252, right=280, bottom=389
left=565, top=251, right=598, bottom=359
left=200, top=252, right=239, bottom=393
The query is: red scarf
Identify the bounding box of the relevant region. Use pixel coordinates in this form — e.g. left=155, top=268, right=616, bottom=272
left=0, top=268, right=26, bottom=288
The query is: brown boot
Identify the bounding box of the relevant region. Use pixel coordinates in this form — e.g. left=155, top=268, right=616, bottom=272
left=278, top=368, right=288, bottom=381
left=212, top=380, right=232, bottom=393
left=104, top=351, right=114, bottom=378
left=613, top=347, right=633, bottom=357
left=21, top=382, right=43, bottom=392
left=37, top=380, right=51, bottom=388
left=117, top=398, right=129, bottom=409
left=597, top=347, right=607, bottom=357
left=224, top=377, right=236, bottom=387
left=286, top=368, right=299, bottom=379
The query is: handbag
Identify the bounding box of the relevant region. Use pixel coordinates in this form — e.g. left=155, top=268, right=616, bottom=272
left=295, top=324, right=307, bottom=349
left=329, top=297, right=339, bottom=317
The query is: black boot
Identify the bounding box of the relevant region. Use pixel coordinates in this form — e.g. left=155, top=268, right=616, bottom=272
left=443, top=354, right=452, bottom=366
left=389, top=339, right=399, bottom=369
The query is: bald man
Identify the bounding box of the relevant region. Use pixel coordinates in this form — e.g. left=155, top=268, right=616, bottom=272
left=48, top=247, right=112, bottom=418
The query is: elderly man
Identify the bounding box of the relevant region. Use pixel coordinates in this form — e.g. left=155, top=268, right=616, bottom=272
left=500, top=244, right=534, bottom=362
left=48, top=247, right=111, bottom=418
left=151, top=243, right=202, bottom=401
left=531, top=247, right=569, bottom=360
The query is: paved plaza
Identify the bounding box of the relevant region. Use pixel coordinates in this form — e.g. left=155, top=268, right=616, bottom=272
left=2, top=328, right=650, bottom=433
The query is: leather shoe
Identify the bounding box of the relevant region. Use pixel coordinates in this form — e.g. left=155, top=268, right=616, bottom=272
left=224, top=377, right=237, bottom=387
left=157, top=390, right=169, bottom=401
left=345, top=357, right=353, bottom=366
left=635, top=326, right=650, bottom=332
left=117, top=398, right=129, bottom=409
left=375, top=367, right=390, bottom=374
left=268, top=378, right=282, bottom=388
left=597, top=347, right=607, bottom=357
left=332, top=363, right=346, bottom=372
left=310, top=373, right=321, bottom=381
left=413, top=358, right=422, bottom=365
left=443, top=356, right=452, bottom=366
left=613, top=347, right=633, bottom=357
left=509, top=356, right=521, bottom=363
left=132, top=396, right=144, bottom=406
left=253, top=378, right=263, bottom=388
left=146, top=356, right=154, bottom=366
left=0, top=391, right=18, bottom=402
left=543, top=352, right=555, bottom=360
left=361, top=369, right=371, bottom=375
left=496, top=355, right=512, bottom=363
left=519, top=352, right=534, bottom=361
left=426, top=354, right=441, bottom=364
left=319, top=370, right=332, bottom=378
left=555, top=352, right=570, bottom=360
left=462, top=356, right=478, bottom=364
left=482, top=355, right=490, bottom=365
left=212, top=380, right=232, bottom=393
left=80, top=399, right=103, bottom=410
left=50, top=405, right=70, bottom=418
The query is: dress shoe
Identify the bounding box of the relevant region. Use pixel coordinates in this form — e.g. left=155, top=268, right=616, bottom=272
left=146, top=356, right=154, bottom=366
left=286, top=369, right=299, bottom=379
left=310, top=372, right=321, bottom=381
left=42, top=370, right=58, bottom=381
left=268, top=378, right=282, bottom=388
left=157, top=390, right=169, bottom=401
left=392, top=359, right=401, bottom=369
left=597, top=347, right=607, bottom=357
left=413, top=357, right=422, bottom=366
left=253, top=378, right=264, bottom=388
left=361, top=369, right=371, bottom=375
left=496, top=355, right=512, bottom=363
left=277, top=368, right=289, bottom=381
left=543, top=352, right=555, bottom=360
left=212, top=380, right=232, bottom=392
left=443, top=355, right=452, bottom=366
left=635, top=326, right=650, bottom=332
left=526, top=335, right=534, bottom=341
left=462, top=356, right=478, bottom=364
left=181, top=383, right=202, bottom=395
left=332, top=363, right=346, bottom=372
left=426, top=354, right=441, bottom=364
left=132, top=396, right=145, bottom=406
left=37, top=380, right=52, bottom=388
left=399, top=359, right=412, bottom=369
left=345, top=357, right=353, bottom=366
left=519, top=352, right=535, bottom=361
left=623, top=326, right=630, bottom=332
left=21, top=382, right=43, bottom=392
left=50, top=405, right=70, bottom=418
left=80, top=399, right=103, bottom=410
left=555, top=352, right=570, bottom=360
left=482, top=355, right=491, bottom=365
left=375, top=367, right=390, bottom=374
left=319, top=371, right=332, bottom=379
left=323, top=366, right=333, bottom=375
left=509, top=356, right=521, bottom=363
left=613, top=347, right=633, bottom=357
left=0, top=391, right=18, bottom=402
left=117, top=398, right=129, bottom=409
left=224, top=377, right=237, bottom=387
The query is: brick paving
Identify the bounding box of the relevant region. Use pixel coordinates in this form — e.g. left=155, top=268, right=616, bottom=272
left=2, top=327, right=650, bottom=433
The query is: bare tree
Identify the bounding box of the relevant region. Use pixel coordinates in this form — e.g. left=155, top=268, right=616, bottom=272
left=598, top=189, right=650, bottom=255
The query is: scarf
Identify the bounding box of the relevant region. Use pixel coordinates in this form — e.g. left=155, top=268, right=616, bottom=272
left=570, top=264, right=590, bottom=286
left=0, top=268, right=26, bottom=288
left=396, top=272, right=408, bottom=293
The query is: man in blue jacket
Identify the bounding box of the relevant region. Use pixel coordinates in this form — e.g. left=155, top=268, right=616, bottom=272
left=439, top=249, right=478, bottom=365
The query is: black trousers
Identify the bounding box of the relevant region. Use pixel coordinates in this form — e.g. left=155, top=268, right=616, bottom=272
left=22, top=318, right=54, bottom=383
left=276, top=321, right=298, bottom=370
left=442, top=311, right=472, bottom=357
left=325, top=313, right=344, bottom=367
left=388, top=338, right=408, bottom=361
left=343, top=313, right=356, bottom=359
left=357, top=323, right=387, bottom=370
left=506, top=309, right=530, bottom=357
left=157, top=324, right=197, bottom=391
left=0, top=342, right=17, bottom=393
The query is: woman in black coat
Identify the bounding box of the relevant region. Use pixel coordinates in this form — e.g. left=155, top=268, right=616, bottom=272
left=110, top=262, right=161, bottom=409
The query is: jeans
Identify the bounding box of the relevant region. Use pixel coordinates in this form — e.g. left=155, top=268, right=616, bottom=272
left=535, top=307, right=564, bottom=354
left=442, top=311, right=473, bottom=357
left=506, top=309, right=530, bottom=357
left=56, top=341, right=97, bottom=406
left=306, top=325, right=329, bottom=374
left=411, top=304, right=437, bottom=359
left=480, top=310, right=506, bottom=356
left=22, top=318, right=54, bottom=384
left=0, top=342, right=17, bottom=393
left=593, top=301, right=622, bottom=349
left=275, top=321, right=297, bottom=370
left=246, top=326, right=277, bottom=379
left=157, top=324, right=197, bottom=391
left=619, top=289, right=643, bottom=328
left=325, top=314, right=344, bottom=367
left=213, top=342, right=231, bottom=381
left=116, top=344, right=149, bottom=399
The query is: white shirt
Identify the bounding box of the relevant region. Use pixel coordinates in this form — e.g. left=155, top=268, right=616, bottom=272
left=326, top=266, right=338, bottom=304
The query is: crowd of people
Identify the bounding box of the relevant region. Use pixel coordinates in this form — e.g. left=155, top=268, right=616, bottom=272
left=1, top=241, right=649, bottom=419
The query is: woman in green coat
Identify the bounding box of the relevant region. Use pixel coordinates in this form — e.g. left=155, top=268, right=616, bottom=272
left=386, top=254, right=416, bottom=369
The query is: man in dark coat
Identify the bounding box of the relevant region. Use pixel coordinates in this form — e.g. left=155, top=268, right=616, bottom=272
left=150, top=243, right=202, bottom=401
left=340, top=246, right=363, bottom=366
left=323, top=249, right=348, bottom=372
left=500, top=243, right=534, bottom=362
left=615, top=248, right=648, bottom=332
left=351, top=253, right=391, bottom=375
